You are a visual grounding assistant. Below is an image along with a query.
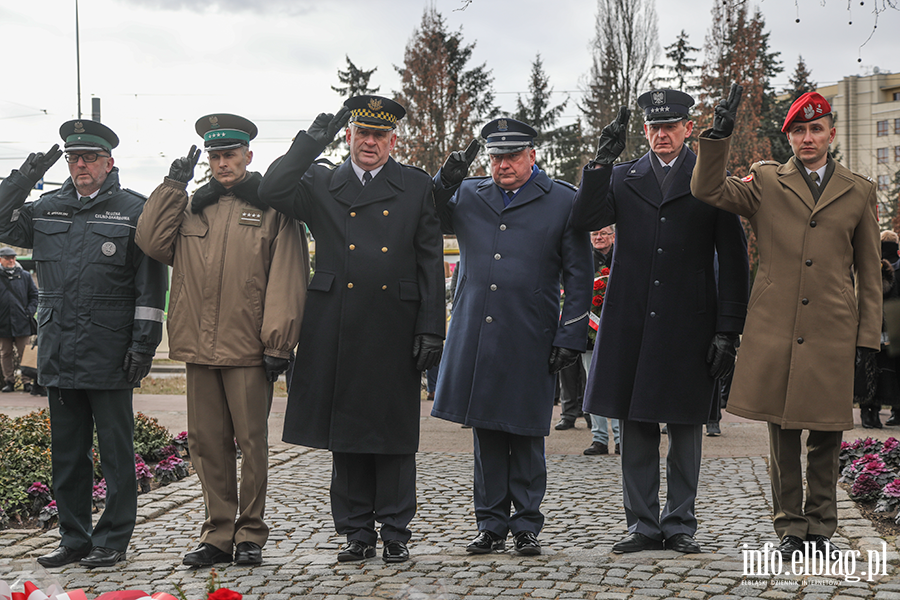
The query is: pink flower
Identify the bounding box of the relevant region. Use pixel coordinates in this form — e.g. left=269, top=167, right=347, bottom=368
left=208, top=590, right=242, bottom=600
left=882, top=478, right=900, bottom=498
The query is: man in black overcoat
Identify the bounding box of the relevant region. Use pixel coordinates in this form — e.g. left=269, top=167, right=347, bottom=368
left=258, top=96, right=445, bottom=564
left=573, top=92, right=749, bottom=554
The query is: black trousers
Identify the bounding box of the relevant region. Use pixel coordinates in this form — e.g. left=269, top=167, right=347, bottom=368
left=48, top=387, right=137, bottom=552
left=558, top=360, right=585, bottom=422
left=472, top=427, right=546, bottom=537
left=330, top=452, right=416, bottom=546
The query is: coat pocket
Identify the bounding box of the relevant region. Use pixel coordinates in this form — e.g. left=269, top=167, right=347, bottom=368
left=399, top=279, right=420, bottom=302
left=88, top=222, right=131, bottom=266
left=308, top=271, right=334, bottom=292
left=32, top=219, right=71, bottom=262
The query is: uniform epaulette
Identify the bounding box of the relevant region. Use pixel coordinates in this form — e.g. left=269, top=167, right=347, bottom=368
left=464, top=175, right=490, bottom=181
left=554, top=179, right=578, bottom=191
left=124, top=188, right=148, bottom=200
left=314, top=158, right=337, bottom=170
left=402, top=163, right=430, bottom=177
left=755, top=160, right=777, bottom=167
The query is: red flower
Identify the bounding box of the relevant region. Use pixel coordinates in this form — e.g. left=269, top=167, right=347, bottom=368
left=592, top=296, right=603, bottom=307
left=593, top=279, right=602, bottom=291
left=208, top=590, right=242, bottom=600
left=597, top=281, right=606, bottom=290
left=600, top=267, right=610, bottom=276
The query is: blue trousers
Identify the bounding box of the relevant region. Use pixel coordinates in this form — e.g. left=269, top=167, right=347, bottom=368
left=472, top=427, right=546, bottom=537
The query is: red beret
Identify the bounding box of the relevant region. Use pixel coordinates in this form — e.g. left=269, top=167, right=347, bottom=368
left=781, top=92, right=832, bottom=133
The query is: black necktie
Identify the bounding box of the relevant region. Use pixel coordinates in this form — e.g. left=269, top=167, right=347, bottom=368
left=504, top=190, right=514, bottom=207
left=662, top=165, right=672, bottom=175
left=80, top=196, right=91, bottom=204
left=362, top=171, right=372, bottom=186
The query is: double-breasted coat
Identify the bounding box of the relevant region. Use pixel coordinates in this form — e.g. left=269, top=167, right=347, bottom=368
left=258, top=133, right=445, bottom=455
left=692, top=135, right=881, bottom=431
left=572, top=148, right=750, bottom=424
left=430, top=169, right=593, bottom=437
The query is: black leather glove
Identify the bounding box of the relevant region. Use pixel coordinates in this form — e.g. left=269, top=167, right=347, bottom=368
left=706, top=333, right=739, bottom=379
left=589, top=106, right=630, bottom=167
left=307, top=106, right=351, bottom=146
left=440, top=139, right=480, bottom=188
left=19, top=144, right=62, bottom=183
left=263, top=355, right=291, bottom=383
left=413, top=333, right=443, bottom=371
left=122, top=349, right=154, bottom=384
left=168, top=144, right=201, bottom=183
left=708, top=83, right=743, bottom=140
left=549, top=347, right=580, bottom=375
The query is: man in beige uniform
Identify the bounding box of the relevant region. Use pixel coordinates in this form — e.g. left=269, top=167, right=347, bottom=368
left=136, top=114, right=307, bottom=567
left=692, top=86, right=881, bottom=560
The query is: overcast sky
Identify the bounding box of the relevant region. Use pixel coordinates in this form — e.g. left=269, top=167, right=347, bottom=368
left=1, top=0, right=898, bottom=194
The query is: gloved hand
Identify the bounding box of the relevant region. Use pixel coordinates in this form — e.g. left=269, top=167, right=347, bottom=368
left=307, top=106, right=351, bottom=146
left=706, top=332, right=739, bottom=379
left=589, top=106, right=630, bottom=167
left=169, top=145, right=202, bottom=183
left=263, top=355, right=292, bottom=383
left=122, top=349, right=154, bottom=384
left=19, top=144, right=63, bottom=183
left=708, top=82, right=743, bottom=140
left=413, top=333, right=443, bottom=371
left=549, top=346, right=580, bottom=374
left=440, top=139, right=480, bottom=188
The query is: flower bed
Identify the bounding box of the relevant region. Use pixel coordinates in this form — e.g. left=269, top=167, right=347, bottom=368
left=0, top=410, right=191, bottom=530
left=839, top=436, right=900, bottom=533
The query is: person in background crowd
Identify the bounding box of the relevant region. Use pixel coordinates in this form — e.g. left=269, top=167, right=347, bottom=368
left=0, top=246, right=38, bottom=393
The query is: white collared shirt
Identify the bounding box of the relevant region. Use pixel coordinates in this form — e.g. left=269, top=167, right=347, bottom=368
left=351, top=161, right=385, bottom=184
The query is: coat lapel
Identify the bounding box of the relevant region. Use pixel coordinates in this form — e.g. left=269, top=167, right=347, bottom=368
left=776, top=161, right=816, bottom=212
left=329, top=160, right=361, bottom=207
left=475, top=177, right=503, bottom=216
left=350, top=158, right=406, bottom=209
left=814, top=162, right=855, bottom=213
left=661, top=148, right=695, bottom=204
left=623, top=153, right=663, bottom=207
left=505, top=170, right=552, bottom=210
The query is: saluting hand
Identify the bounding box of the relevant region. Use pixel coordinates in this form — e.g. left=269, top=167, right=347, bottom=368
left=19, top=144, right=62, bottom=183
left=708, top=83, right=743, bottom=140
left=168, top=145, right=201, bottom=183
left=308, top=106, right=351, bottom=146
left=440, top=139, right=481, bottom=188
left=590, top=106, right=630, bottom=167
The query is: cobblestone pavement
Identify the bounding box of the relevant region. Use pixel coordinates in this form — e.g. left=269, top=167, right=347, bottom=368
left=1, top=448, right=898, bottom=599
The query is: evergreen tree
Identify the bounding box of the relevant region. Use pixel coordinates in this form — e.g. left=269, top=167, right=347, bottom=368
left=331, top=55, right=380, bottom=98
left=393, top=7, right=497, bottom=174
left=513, top=54, right=567, bottom=135
left=659, top=30, right=700, bottom=92
left=764, top=55, right=817, bottom=164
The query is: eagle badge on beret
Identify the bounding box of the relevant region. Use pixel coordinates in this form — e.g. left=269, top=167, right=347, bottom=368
left=368, top=98, right=383, bottom=112
left=652, top=91, right=666, bottom=105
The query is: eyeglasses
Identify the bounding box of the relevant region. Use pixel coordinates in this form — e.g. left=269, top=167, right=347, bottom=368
left=65, top=152, right=109, bottom=164
left=593, top=232, right=614, bottom=237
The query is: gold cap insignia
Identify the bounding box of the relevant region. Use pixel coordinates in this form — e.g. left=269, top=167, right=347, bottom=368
left=74, top=122, right=85, bottom=133
left=368, top=98, right=383, bottom=112
left=498, top=119, right=508, bottom=131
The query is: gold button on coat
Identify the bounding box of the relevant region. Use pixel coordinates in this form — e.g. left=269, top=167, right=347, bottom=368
left=347, top=283, right=353, bottom=289
left=382, top=247, right=388, bottom=253
left=349, top=244, right=356, bottom=250
left=350, top=212, right=357, bottom=217
left=383, top=210, right=389, bottom=216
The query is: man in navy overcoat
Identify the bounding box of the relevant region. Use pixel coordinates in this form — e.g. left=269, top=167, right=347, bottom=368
left=572, top=91, right=749, bottom=554
left=431, top=118, right=592, bottom=555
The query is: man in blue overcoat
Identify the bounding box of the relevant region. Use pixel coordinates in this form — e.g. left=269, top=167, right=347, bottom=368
left=572, top=91, right=749, bottom=554
left=431, top=118, right=593, bottom=555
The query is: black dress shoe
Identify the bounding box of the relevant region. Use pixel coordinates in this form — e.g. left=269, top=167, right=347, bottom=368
left=777, top=535, right=805, bottom=560
left=234, top=541, right=262, bottom=565
left=465, top=530, right=505, bottom=554
left=183, top=543, right=233, bottom=567
left=513, top=531, right=541, bottom=555
left=36, top=545, right=90, bottom=568
left=554, top=418, right=575, bottom=430
left=806, top=534, right=839, bottom=558
left=665, top=533, right=701, bottom=553
left=337, top=539, right=375, bottom=562
left=80, top=546, right=126, bottom=567
left=382, top=539, right=409, bottom=563
left=583, top=441, right=608, bottom=455
left=614, top=443, right=620, bottom=455
left=611, top=532, right=663, bottom=553
left=886, top=409, right=900, bottom=426
left=1, top=382, right=14, bottom=393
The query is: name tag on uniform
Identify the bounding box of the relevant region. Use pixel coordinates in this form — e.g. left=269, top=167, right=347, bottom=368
left=43, top=210, right=73, bottom=218
left=239, top=209, right=262, bottom=227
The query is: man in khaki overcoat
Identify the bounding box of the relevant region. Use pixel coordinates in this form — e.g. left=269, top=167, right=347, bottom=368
left=692, top=86, right=881, bottom=561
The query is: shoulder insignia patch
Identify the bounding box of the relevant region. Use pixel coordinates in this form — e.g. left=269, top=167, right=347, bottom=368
left=741, top=174, right=754, bottom=183
left=755, top=160, right=776, bottom=166
left=124, top=188, right=148, bottom=200
left=402, top=163, right=430, bottom=177
left=314, top=158, right=337, bottom=170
